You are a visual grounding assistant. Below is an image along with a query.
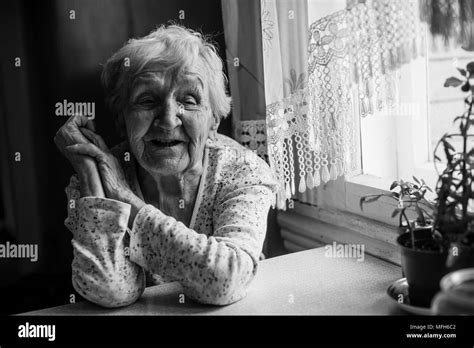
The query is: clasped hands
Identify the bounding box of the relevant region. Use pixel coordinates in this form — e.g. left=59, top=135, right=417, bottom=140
left=54, top=116, right=145, bottom=223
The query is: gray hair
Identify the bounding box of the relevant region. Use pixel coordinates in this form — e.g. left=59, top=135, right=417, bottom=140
left=101, top=24, right=231, bottom=134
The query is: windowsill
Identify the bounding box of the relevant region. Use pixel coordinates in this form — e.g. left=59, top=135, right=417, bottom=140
left=278, top=172, right=439, bottom=265
left=345, top=173, right=395, bottom=192
left=345, top=168, right=437, bottom=196
left=343, top=174, right=402, bottom=227
left=344, top=172, right=435, bottom=225
left=277, top=173, right=412, bottom=265
left=278, top=200, right=401, bottom=265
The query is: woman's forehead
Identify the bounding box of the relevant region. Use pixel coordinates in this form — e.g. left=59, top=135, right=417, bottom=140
left=133, top=67, right=205, bottom=90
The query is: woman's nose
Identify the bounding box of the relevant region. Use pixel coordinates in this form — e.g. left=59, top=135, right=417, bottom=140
left=154, top=98, right=182, bottom=130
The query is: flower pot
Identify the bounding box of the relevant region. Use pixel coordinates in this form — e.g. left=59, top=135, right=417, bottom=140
left=397, top=228, right=449, bottom=307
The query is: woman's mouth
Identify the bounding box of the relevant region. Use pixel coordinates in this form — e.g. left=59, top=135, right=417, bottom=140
left=150, top=139, right=183, bottom=147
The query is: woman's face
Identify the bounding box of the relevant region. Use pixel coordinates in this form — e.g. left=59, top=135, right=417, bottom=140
left=124, top=67, right=216, bottom=176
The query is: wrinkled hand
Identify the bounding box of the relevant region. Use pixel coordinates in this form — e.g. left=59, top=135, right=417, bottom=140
left=54, top=116, right=105, bottom=197
left=65, top=128, right=134, bottom=203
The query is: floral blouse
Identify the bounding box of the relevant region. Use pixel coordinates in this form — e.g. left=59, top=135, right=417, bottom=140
left=64, top=134, right=278, bottom=308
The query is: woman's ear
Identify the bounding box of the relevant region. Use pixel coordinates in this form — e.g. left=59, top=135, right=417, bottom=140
left=209, top=117, right=220, bottom=140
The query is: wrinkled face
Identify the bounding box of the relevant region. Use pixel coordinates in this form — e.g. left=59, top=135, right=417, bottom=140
left=124, top=67, right=215, bottom=176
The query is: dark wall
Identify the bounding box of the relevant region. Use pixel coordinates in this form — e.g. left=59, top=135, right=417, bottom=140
left=0, top=0, right=230, bottom=314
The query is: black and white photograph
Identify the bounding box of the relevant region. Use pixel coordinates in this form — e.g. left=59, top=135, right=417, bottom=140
left=0, top=0, right=474, bottom=345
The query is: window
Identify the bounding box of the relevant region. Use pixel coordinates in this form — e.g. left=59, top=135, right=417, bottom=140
left=282, top=28, right=473, bottom=262
left=275, top=3, right=474, bottom=263
left=428, top=44, right=474, bottom=156
left=360, top=33, right=474, bottom=193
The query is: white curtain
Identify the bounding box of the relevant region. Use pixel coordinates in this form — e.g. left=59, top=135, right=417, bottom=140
left=261, top=0, right=310, bottom=209
left=261, top=0, right=426, bottom=209
left=223, top=0, right=427, bottom=210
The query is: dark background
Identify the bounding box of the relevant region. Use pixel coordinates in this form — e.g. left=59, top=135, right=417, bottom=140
left=0, top=0, right=285, bottom=315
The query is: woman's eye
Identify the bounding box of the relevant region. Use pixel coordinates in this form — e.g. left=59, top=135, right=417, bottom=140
left=182, top=96, right=197, bottom=105
left=136, top=97, right=157, bottom=108
left=139, top=99, right=154, bottom=105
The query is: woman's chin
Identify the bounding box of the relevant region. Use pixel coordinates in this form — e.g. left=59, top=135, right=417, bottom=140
left=142, top=157, right=189, bottom=176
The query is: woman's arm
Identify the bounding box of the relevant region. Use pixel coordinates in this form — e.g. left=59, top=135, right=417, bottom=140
left=75, top=158, right=106, bottom=198
left=56, top=116, right=146, bottom=307
left=65, top=175, right=146, bottom=308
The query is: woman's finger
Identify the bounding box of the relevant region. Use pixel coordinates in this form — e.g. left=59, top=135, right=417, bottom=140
left=80, top=128, right=109, bottom=152
left=79, top=128, right=99, bottom=146
left=67, top=115, right=90, bottom=129
left=65, top=143, right=106, bottom=162
left=85, top=120, right=96, bottom=132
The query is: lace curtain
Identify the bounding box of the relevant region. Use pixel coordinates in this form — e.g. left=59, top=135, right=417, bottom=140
left=223, top=0, right=427, bottom=209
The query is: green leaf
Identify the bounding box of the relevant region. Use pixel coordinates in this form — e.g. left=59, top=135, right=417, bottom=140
left=391, top=209, right=401, bottom=218
left=443, top=140, right=455, bottom=152
left=390, top=181, right=399, bottom=190
left=444, top=77, right=464, bottom=87
left=412, top=176, right=420, bottom=184
left=359, top=195, right=382, bottom=210
left=443, top=146, right=453, bottom=163
left=364, top=195, right=383, bottom=203
left=461, top=82, right=471, bottom=92
left=457, top=68, right=467, bottom=76
left=467, top=61, right=474, bottom=74
left=359, top=198, right=365, bottom=211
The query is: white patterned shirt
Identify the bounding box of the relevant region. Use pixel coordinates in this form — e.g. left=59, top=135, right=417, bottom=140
left=64, top=134, right=278, bottom=307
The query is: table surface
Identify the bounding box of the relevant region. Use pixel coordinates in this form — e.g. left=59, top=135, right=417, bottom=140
left=21, top=247, right=404, bottom=315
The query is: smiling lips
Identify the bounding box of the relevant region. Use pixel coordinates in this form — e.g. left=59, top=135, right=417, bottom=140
left=149, top=139, right=184, bottom=148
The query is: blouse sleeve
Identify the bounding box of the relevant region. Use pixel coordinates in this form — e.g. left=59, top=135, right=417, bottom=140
left=129, top=154, right=277, bottom=305
left=64, top=175, right=146, bottom=308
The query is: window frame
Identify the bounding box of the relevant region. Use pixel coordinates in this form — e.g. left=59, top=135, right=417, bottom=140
left=280, top=26, right=457, bottom=262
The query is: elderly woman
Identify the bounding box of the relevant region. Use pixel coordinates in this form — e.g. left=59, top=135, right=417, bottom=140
left=54, top=25, right=277, bottom=308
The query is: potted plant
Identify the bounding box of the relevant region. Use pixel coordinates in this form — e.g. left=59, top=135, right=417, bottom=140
left=435, top=59, right=474, bottom=271
left=360, top=59, right=474, bottom=307
left=360, top=178, right=446, bottom=307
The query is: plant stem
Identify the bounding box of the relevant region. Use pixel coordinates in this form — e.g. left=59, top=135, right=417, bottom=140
left=462, top=98, right=473, bottom=224
left=401, top=210, right=415, bottom=249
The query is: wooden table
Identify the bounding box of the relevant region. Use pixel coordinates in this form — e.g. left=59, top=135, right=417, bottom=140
left=21, top=247, right=403, bottom=315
